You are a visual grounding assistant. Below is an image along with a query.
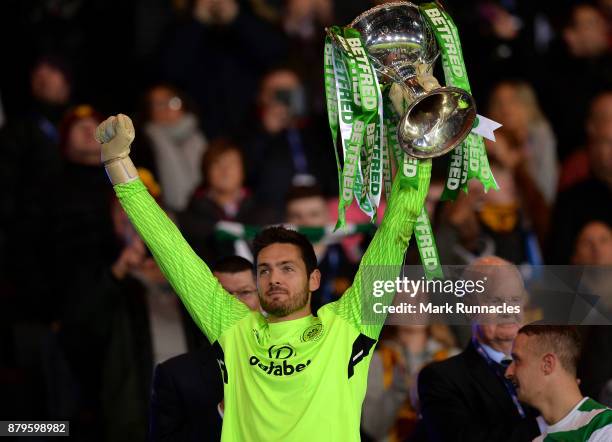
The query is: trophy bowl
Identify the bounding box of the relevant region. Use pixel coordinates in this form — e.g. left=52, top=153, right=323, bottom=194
left=347, top=1, right=477, bottom=158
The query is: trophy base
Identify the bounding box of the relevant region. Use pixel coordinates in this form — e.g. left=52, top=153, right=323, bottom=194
left=398, top=87, right=476, bottom=159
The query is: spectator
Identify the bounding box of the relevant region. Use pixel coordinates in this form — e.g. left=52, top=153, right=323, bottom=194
left=134, top=84, right=207, bottom=212
left=362, top=324, right=458, bottom=441
left=435, top=188, right=493, bottom=265
left=149, top=255, right=260, bottom=442
left=242, top=67, right=338, bottom=215
left=435, top=159, right=545, bottom=266
left=572, top=220, right=612, bottom=314
left=563, top=3, right=610, bottom=59
left=506, top=325, right=612, bottom=440
left=0, top=55, right=72, bottom=315
left=283, top=0, right=332, bottom=39
left=559, top=90, right=612, bottom=191
left=285, top=185, right=356, bottom=313
left=548, top=91, right=612, bottom=264
left=59, top=104, right=105, bottom=165
left=0, top=83, right=85, bottom=423
left=445, top=0, right=542, bottom=102
left=418, top=256, right=541, bottom=442
left=1, top=54, right=72, bottom=202
left=573, top=221, right=612, bottom=409
left=571, top=220, right=612, bottom=317
left=212, top=256, right=261, bottom=313
left=54, top=105, right=117, bottom=305
left=159, top=0, right=287, bottom=137
left=179, top=138, right=277, bottom=262
left=282, top=0, right=334, bottom=116
left=487, top=80, right=558, bottom=204
left=537, top=3, right=612, bottom=160
left=572, top=220, right=612, bottom=266
left=487, top=131, right=551, bottom=251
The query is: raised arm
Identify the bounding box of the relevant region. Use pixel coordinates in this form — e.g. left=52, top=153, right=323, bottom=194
left=96, top=115, right=249, bottom=343
left=331, top=160, right=431, bottom=339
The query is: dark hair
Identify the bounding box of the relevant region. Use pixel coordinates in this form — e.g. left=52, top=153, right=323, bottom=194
left=200, top=138, right=245, bottom=188
left=58, top=104, right=105, bottom=155
left=518, top=324, right=582, bottom=375
left=142, top=83, right=195, bottom=122
left=574, top=218, right=612, bottom=246
left=252, top=226, right=317, bottom=276
left=31, top=54, right=73, bottom=86
left=211, top=255, right=254, bottom=275
left=285, top=184, right=325, bottom=205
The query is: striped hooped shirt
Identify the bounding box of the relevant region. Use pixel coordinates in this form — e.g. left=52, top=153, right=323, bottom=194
left=534, top=397, right=612, bottom=441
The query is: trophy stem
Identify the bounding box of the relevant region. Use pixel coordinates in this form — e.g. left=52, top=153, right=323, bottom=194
left=388, top=69, right=439, bottom=117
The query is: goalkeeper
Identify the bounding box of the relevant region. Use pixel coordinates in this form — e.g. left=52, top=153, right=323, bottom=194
left=96, top=114, right=431, bottom=441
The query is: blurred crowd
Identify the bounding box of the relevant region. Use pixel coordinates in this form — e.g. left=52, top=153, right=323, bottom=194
left=0, top=0, right=610, bottom=441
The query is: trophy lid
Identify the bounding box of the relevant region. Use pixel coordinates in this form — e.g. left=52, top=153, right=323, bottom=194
left=350, top=1, right=438, bottom=81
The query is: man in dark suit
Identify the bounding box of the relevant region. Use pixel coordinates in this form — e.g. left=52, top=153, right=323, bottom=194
left=149, top=256, right=260, bottom=442
left=148, top=346, right=223, bottom=442
left=417, top=257, right=542, bottom=442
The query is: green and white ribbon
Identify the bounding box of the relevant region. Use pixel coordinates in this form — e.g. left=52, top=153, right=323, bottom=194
left=442, top=138, right=469, bottom=198
left=381, top=123, right=393, bottom=202
left=382, top=90, right=443, bottom=280
left=324, top=5, right=500, bottom=280
left=215, top=220, right=376, bottom=244
left=420, top=2, right=498, bottom=200
left=343, top=27, right=383, bottom=220
left=383, top=90, right=420, bottom=191
left=414, top=206, right=444, bottom=280
left=323, top=37, right=343, bottom=200
left=327, top=34, right=357, bottom=228
left=328, top=27, right=374, bottom=227
left=324, top=26, right=443, bottom=280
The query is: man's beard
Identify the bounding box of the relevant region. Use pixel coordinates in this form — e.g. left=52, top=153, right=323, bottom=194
left=261, top=286, right=310, bottom=317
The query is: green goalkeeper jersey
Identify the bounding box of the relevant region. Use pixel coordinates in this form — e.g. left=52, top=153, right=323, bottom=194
left=113, top=162, right=430, bottom=442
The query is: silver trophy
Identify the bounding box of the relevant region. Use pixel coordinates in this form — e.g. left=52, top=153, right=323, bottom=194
left=330, top=1, right=476, bottom=158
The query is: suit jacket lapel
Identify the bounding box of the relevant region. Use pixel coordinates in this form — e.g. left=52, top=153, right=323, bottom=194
left=464, top=342, right=520, bottom=418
